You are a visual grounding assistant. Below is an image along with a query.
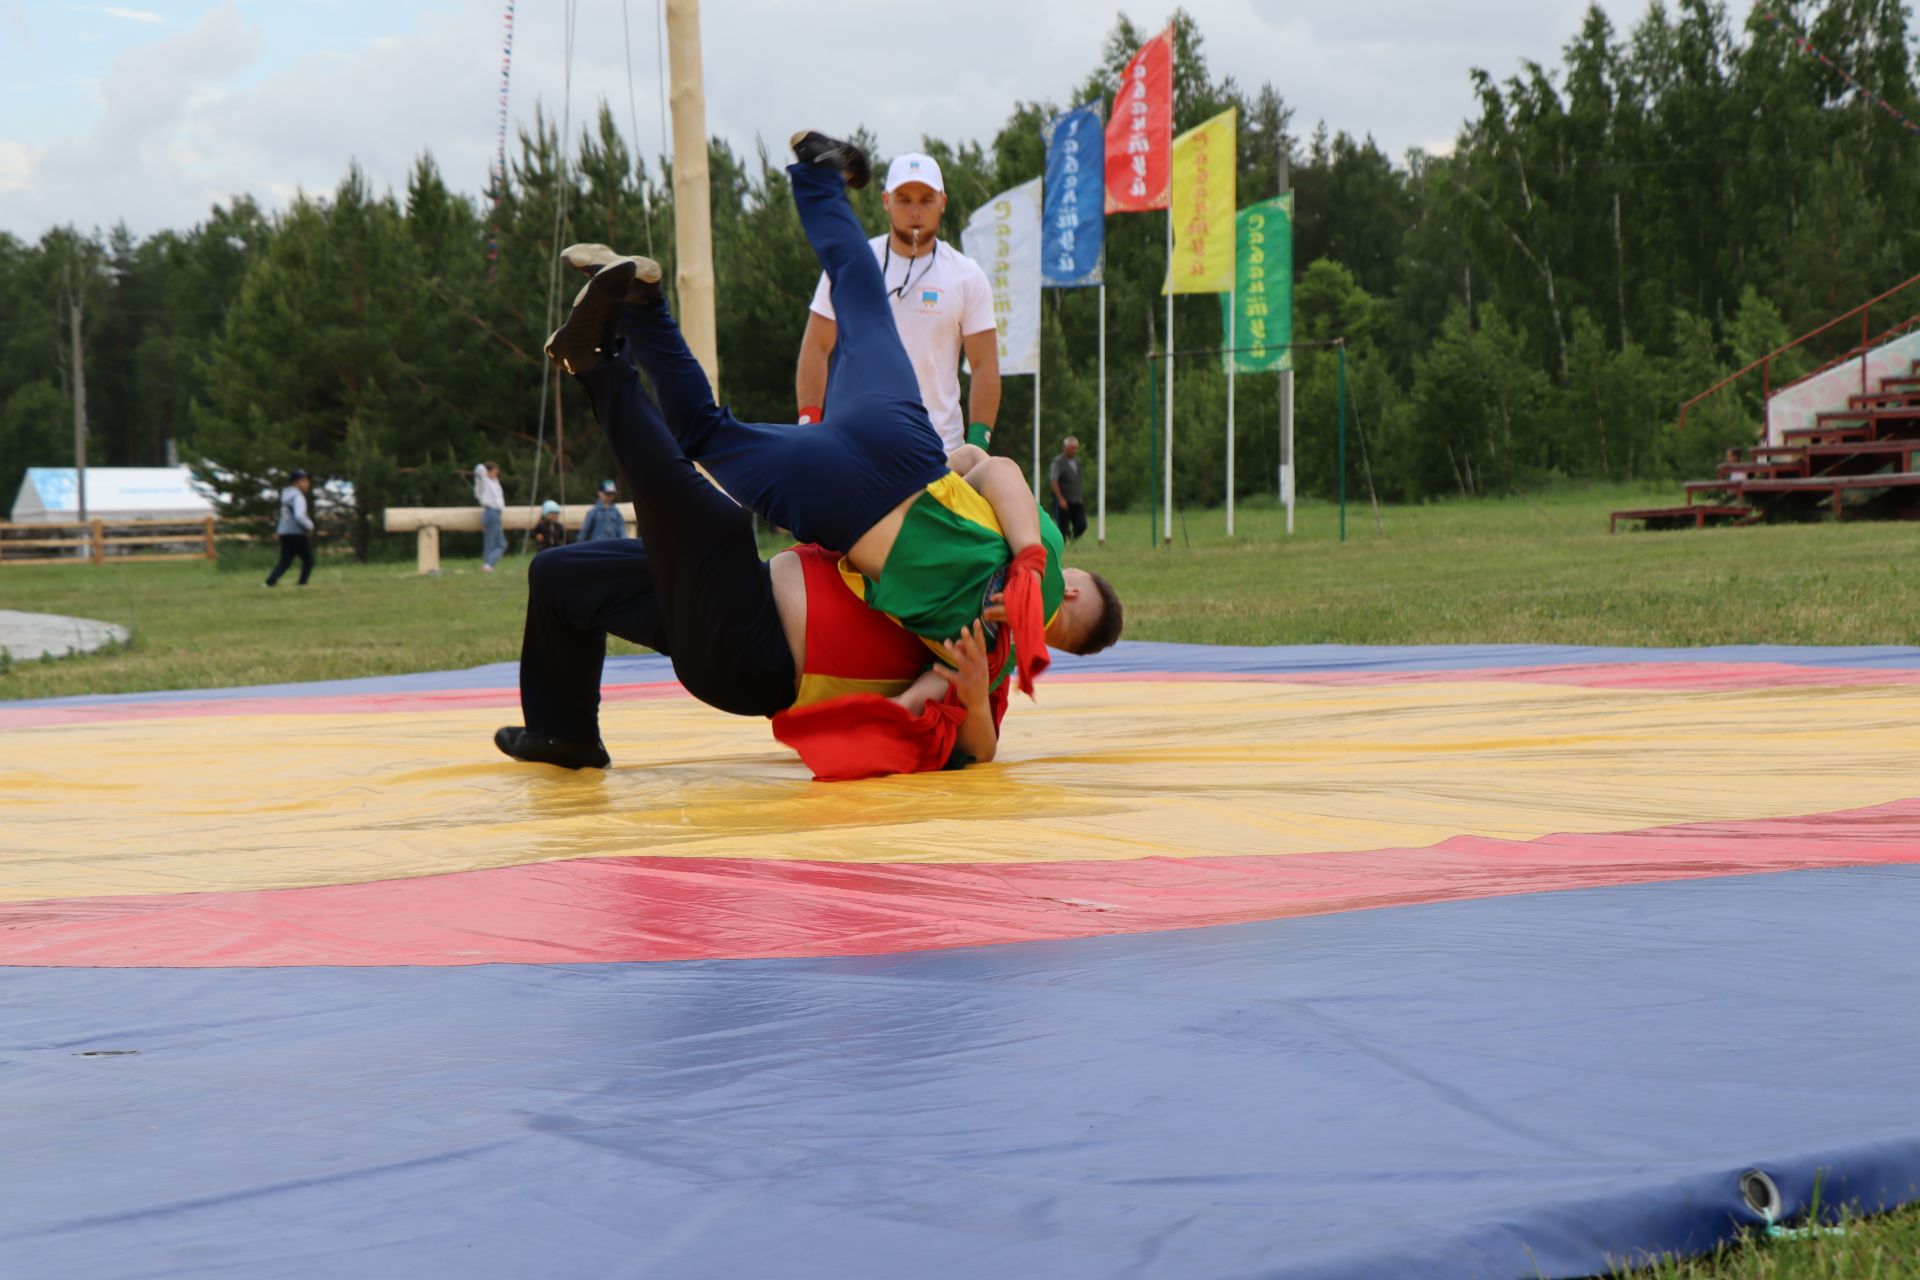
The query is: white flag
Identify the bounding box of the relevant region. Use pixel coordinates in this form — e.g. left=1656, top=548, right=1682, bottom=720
left=961, top=177, right=1042, bottom=376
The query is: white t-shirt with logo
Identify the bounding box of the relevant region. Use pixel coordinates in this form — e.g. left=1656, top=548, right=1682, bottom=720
left=808, top=235, right=996, bottom=452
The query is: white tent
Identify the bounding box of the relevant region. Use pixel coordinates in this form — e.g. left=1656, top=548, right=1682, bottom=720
left=9, top=467, right=217, bottom=524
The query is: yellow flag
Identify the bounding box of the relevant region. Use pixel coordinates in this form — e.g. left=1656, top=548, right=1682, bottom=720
left=1164, top=106, right=1237, bottom=295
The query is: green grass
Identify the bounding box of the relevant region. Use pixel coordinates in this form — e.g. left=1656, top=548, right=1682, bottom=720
left=1612, top=1204, right=1920, bottom=1279
left=5, top=482, right=1920, bottom=701
left=5, top=482, right=1920, bottom=1275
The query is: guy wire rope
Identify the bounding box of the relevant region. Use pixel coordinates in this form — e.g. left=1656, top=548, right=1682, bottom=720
left=622, top=0, right=657, bottom=258
left=524, top=0, right=579, bottom=547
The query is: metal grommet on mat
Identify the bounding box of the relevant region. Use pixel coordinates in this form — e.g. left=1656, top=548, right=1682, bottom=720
left=1740, top=1169, right=1783, bottom=1222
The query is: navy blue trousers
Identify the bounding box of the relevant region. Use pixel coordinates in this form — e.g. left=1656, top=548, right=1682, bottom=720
left=615, top=161, right=948, bottom=552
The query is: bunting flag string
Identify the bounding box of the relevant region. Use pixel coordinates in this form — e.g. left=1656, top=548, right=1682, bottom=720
left=1762, top=10, right=1920, bottom=135
left=487, top=1, right=516, bottom=273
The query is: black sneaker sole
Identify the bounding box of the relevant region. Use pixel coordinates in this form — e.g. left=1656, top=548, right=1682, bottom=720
left=494, top=726, right=611, bottom=770
left=789, top=130, right=871, bottom=189
left=544, top=258, right=639, bottom=374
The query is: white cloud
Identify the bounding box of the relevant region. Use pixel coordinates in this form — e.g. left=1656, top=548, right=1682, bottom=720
left=3, top=4, right=30, bottom=52
left=2, top=0, right=1650, bottom=239
left=67, top=4, right=167, bottom=22
left=0, top=139, right=37, bottom=191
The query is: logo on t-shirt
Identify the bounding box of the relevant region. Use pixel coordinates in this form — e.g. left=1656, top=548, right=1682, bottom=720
left=920, top=289, right=940, bottom=308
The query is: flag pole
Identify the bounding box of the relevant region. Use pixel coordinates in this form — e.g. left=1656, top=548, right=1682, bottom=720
left=1163, top=209, right=1174, bottom=546
left=1281, top=367, right=1294, bottom=535
left=1031, top=365, right=1042, bottom=496
left=1225, top=285, right=1235, bottom=537
left=1096, top=280, right=1107, bottom=545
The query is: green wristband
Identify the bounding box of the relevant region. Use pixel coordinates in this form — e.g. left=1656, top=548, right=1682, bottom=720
left=965, top=422, right=993, bottom=449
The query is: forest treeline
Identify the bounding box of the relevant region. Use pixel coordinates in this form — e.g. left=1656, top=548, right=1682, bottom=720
left=3, top=1, right=1917, bottom=552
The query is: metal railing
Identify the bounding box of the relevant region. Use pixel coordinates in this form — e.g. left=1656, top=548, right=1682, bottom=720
left=1677, top=270, right=1920, bottom=430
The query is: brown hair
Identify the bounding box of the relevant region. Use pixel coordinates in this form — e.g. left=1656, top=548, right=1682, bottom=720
left=1064, top=569, right=1124, bottom=656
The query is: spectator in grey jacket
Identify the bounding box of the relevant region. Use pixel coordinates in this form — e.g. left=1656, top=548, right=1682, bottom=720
left=577, top=479, right=626, bottom=542
left=1048, top=436, right=1087, bottom=542
left=474, top=461, right=506, bottom=571
left=265, top=469, right=316, bottom=587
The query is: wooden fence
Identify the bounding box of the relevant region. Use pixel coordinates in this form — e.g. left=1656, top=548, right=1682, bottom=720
left=0, top=517, right=220, bottom=565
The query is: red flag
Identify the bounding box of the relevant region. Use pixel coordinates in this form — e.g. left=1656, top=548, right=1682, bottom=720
left=1104, top=27, right=1173, bottom=213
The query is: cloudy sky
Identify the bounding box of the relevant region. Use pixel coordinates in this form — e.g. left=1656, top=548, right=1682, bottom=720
left=0, top=0, right=1646, bottom=241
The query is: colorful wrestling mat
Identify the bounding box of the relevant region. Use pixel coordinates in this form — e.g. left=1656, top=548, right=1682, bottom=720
left=6, top=641, right=1920, bottom=1277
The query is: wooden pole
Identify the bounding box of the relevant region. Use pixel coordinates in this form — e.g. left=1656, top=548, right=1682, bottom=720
left=665, top=0, right=719, bottom=391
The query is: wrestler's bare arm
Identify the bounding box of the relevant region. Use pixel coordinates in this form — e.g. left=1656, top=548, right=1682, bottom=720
left=954, top=454, right=1040, bottom=556
left=889, top=621, right=997, bottom=765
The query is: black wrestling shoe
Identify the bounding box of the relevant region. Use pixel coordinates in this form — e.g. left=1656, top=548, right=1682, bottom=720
left=544, top=256, right=639, bottom=374
left=789, top=130, right=871, bottom=189
left=559, top=243, right=666, bottom=306
left=494, top=726, right=611, bottom=770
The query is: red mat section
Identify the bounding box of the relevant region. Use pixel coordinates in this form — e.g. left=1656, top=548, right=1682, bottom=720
left=9, top=799, right=1920, bottom=967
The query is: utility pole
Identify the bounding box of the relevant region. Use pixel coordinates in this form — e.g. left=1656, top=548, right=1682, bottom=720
left=67, top=267, right=89, bottom=531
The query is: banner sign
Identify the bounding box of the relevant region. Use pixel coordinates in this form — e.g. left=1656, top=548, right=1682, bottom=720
left=1221, top=193, right=1294, bottom=371
left=1165, top=106, right=1237, bottom=295
left=1103, top=28, right=1172, bottom=213
left=962, top=177, right=1042, bottom=376
left=1042, top=103, right=1105, bottom=287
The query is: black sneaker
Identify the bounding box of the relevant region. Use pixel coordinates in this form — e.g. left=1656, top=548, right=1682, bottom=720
left=494, top=726, right=611, bottom=770
left=559, top=243, right=666, bottom=306
left=543, top=257, right=639, bottom=374
left=789, top=130, right=871, bottom=189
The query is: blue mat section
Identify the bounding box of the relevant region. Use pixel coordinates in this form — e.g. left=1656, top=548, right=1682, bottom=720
left=18, top=640, right=1920, bottom=708
left=8, top=868, right=1920, bottom=1279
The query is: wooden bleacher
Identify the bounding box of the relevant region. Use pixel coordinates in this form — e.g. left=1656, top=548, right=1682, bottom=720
left=1614, top=356, right=1920, bottom=532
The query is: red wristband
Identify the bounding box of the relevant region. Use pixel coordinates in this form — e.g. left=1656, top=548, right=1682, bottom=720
left=798, top=404, right=823, bottom=425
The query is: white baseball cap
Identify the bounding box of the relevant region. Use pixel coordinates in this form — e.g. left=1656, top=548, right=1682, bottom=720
left=884, top=153, right=944, bottom=195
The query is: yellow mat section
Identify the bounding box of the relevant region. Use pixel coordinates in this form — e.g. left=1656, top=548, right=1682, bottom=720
left=5, top=678, right=1920, bottom=903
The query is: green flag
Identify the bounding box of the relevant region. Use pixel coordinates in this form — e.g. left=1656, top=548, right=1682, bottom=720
left=1220, top=193, right=1293, bottom=373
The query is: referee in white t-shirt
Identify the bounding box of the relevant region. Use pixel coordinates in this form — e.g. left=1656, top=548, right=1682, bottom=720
left=795, top=152, right=1000, bottom=452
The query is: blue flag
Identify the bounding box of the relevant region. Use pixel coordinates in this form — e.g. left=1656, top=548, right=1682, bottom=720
left=1041, top=103, right=1104, bottom=288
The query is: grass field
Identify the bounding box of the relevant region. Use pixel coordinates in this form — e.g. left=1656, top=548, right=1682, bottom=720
left=6, top=482, right=1920, bottom=701
left=5, top=483, right=1919, bottom=1278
